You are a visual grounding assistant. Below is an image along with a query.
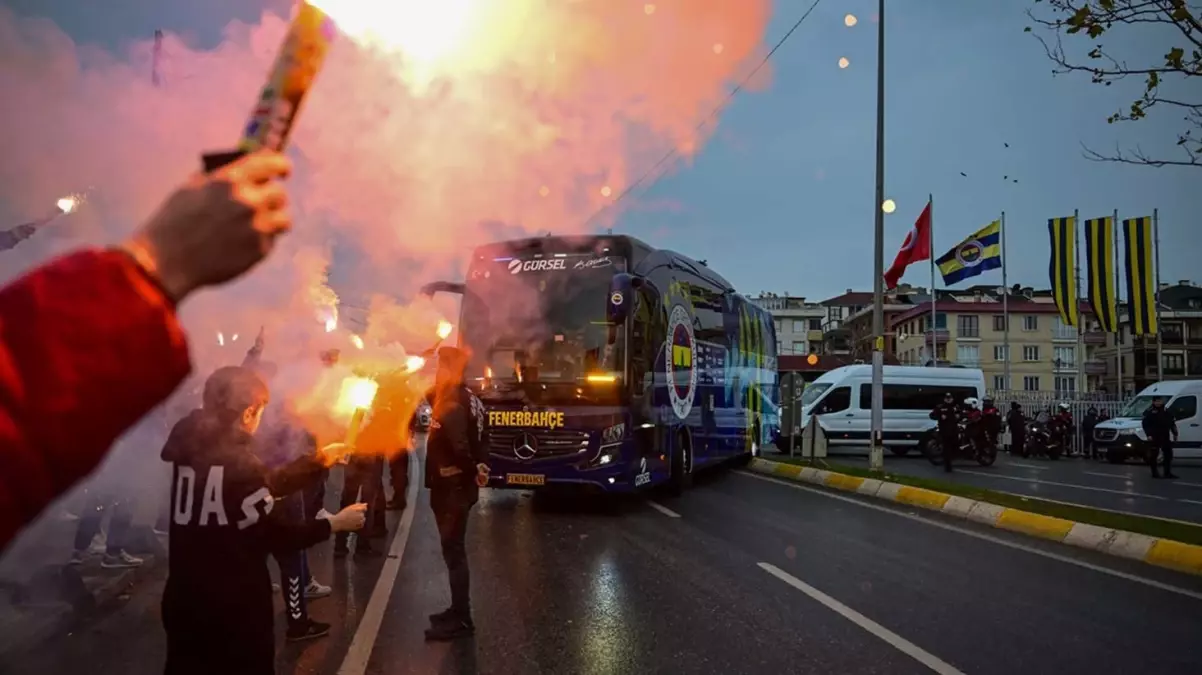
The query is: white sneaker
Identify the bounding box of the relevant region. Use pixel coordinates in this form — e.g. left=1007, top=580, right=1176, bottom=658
left=88, top=533, right=107, bottom=555
left=100, top=550, right=144, bottom=569
left=67, top=550, right=87, bottom=565
left=315, top=509, right=332, bottom=521
left=305, top=578, right=332, bottom=599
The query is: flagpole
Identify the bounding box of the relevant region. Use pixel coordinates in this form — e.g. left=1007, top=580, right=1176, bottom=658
left=1113, top=209, right=1123, bottom=397
left=1154, top=207, right=1163, bottom=377
left=929, top=194, right=937, bottom=367
left=1001, top=211, right=1010, bottom=389
left=1074, top=209, right=1084, bottom=396
left=868, top=0, right=886, bottom=473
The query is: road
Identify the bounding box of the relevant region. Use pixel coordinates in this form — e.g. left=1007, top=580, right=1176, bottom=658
left=3, top=460, right=1202, bottom=674
left=826, top=450, right=1202, bottom=524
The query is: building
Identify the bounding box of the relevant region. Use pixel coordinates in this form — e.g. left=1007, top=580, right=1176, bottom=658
left=752, top=293, right=826, bottom=356
left=837, top=284, right=934, bottom=360
left=818, top=289, right=874, bottom=355
left=1096, top=280, right=1202, bottom=395
left=889, top=285, right=1107, bottom=394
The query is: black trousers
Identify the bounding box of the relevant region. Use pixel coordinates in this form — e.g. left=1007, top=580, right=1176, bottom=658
left=336, top=457, right=383, bottom=548
left=1148, top=440, right=1174, bottom=474
left=271, top=496, right=310, bottom=630
left=939, top=432, right=958, bottom=471
left=389, top=450, right=410, bottom=502
left=74, top=492, right=132, bottom=555
left=429, top=485, right=478, bottom=616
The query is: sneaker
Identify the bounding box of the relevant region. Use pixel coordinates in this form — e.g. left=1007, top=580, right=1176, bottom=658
left=100, top=550, right=144, bottom=569
left=315, top=509, right=332, bottom=521
left=286, top=620, right=331, bottom=643
left=88, top=533, right=107, bottom=555
left=67, top=550, right=87, bottom=566
left=305, top=578, right=332, bottom=599
left=428, top=608, right=456, bottom=624
left=424, top=617, right=474, bottom=641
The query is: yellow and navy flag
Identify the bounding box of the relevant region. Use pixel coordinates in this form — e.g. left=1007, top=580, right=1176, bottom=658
left=1048, top=216, right=1078, bottom=327
left=1122, top=216, right=1158, bottom=335
left=935, top=220, right=1001, bottom=285
left=1083, top=216, right=1118, bottom=332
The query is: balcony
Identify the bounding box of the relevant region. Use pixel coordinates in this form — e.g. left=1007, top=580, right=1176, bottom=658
left=1082, top=331, right=1107, bottom=345
left=924, top=328, right=950, bottom=344
left=807, top=329, right=824, bottom=341
left=1083, top=360, right=1107, bottom=375
left=1052, top=330, right=1077, bottom=342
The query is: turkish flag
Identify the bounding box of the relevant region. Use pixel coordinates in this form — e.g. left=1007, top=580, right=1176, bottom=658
left=883, top=201, right=932, bottom=290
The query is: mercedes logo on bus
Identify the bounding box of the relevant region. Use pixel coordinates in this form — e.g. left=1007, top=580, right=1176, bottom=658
left=513, top=433, right=537, bottom=460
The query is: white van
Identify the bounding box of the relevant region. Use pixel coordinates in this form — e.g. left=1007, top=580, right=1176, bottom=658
left=797, top=365, right=986, bottom=456
left=1092, top=380, right=1202, bottom=463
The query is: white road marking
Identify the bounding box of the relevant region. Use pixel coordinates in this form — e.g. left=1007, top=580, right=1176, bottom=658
left=1083, top=471, right=1131, bottom=479
left=957, top=469, right=1169, bottom=500
left=758, top=562, right=965, bottom=675
left=338, top=451, right=421, bottom=675
left=1004, top=462, right=1049, bottom=470
left=1176, top=482, right=1202, bottom=489
left=736, top=470, right=1202, bottom=601
left=1179, top=499, right=1202, bottom=507
left=648, top=501, right=682, bottom=518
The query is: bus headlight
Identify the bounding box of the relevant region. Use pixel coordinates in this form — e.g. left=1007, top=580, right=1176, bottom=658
left=601, top=423, right=625, bottom=444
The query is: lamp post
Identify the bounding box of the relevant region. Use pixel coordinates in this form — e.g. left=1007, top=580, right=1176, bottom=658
left=868, top=0, right=887, bottom=472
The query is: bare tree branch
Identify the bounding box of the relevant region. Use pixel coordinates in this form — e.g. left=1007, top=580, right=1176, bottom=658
left=1027, top=0, right=1201, bottom=168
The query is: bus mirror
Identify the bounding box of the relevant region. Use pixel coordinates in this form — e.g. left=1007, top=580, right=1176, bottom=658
left=608, top=273, right=634, bottom=324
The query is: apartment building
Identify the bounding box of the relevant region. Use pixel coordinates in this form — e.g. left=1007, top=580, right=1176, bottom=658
left=889, top=286, right=1106, bottom=394
left=1095, top=280, right=1202, bottom=395
left=752, top=293, right=826, bottom=356
left=836, top=284, right=935, bottom=359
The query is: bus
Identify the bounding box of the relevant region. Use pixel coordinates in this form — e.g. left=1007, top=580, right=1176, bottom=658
left=421, top=234, right=779, bottom=493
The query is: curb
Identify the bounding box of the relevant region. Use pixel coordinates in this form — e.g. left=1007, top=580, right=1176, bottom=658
left=748, top=458, right=1202, bottom=577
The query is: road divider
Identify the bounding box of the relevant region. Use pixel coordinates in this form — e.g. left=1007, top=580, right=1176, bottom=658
left=748, top=457, right=1202, bottom=577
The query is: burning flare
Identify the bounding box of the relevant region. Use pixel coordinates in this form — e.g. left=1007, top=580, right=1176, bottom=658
left=437, top=320, right=453, bottom=340
left=336, top=376, right=379, bottom=417
left=56, top=195, right=78, bottom=214
left=405, top=355, right=426, bottom=372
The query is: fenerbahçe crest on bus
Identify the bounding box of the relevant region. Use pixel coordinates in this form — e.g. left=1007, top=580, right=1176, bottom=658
left=666, top=304, right=697, bottom=420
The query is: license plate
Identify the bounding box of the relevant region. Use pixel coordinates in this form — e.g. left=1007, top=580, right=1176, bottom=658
left=506, top=473, right=546, bottom=486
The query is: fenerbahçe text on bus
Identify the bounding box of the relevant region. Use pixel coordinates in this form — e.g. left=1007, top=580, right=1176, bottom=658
left=421, top=235, right=779, bottom=494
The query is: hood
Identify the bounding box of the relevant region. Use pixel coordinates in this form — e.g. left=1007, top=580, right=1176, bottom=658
left=161, top=409, right=255, bottom=465
left=1096, top=417, right=1142, bottom=431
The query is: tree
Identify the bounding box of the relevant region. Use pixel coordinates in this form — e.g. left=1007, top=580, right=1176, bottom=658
left=1026, top=0, right=1201, bottom=168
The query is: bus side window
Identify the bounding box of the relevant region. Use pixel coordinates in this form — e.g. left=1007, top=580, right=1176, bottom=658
left=816, top=387, right=851, bottom=414
left=628, top=287, right=654, bottom=389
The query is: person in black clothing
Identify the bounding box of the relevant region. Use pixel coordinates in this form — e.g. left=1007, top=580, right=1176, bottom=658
left=424, top=347, right=489, bottom=641
left=929, top=392, right=962, bottom=472
left=160, top=366, right=368, bottom=675
left=1142, top=396, right=1179, bottom=479
left=1082, top=407, right=1100, bottom=460
left=1006, top=402, right=1026, bottom=455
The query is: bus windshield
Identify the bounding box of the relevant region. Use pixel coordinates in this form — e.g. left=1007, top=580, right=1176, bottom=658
left=460, top=254, right=626, bottom=399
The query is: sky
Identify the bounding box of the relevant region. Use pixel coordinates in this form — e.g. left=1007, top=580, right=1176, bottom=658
left=1, top=0, right=1197, bottom=307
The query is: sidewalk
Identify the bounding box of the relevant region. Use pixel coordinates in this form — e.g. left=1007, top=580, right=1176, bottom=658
left=747, top=457, right=1202, bottom=577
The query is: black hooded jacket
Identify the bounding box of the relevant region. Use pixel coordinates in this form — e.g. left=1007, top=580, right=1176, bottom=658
left=159, top=409, right=330, bottom=670
left=424, top=384, right=488, bottom=489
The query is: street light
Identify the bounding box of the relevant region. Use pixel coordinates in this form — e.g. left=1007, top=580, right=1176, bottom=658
left=869, top=0, right=887, bottom=472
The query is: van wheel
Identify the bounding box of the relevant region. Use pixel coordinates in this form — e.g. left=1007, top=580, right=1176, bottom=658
left=668, top=431, right=693, bottom=496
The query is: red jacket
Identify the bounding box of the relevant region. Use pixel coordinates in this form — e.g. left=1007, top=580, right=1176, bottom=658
left=0, top=249, right=191, bottom=549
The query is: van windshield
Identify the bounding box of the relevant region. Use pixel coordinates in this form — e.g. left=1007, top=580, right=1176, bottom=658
left=1117, top=395, right=1158, bottom=419
left=800, top=383, right=831, bottom=407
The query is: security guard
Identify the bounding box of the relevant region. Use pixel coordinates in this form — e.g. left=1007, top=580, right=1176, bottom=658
left=1142, top=396, right=1179, bottom=479
left=424, top=347, right=489, bottom=641
left=929, top=392, right=962, bottom=473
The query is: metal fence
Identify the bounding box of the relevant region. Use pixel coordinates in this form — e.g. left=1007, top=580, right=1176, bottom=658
left=987, top=389, right=1132, bottom=452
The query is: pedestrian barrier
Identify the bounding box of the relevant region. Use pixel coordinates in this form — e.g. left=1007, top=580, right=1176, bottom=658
left=988, top=389, right=1131, bottom=454
left=746, top=457, right=1202, bottom=577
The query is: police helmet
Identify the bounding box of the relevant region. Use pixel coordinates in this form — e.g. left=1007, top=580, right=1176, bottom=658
left=963, top=397, right=981, bottom=410
left=1057, top=402, right=1070, bottom=412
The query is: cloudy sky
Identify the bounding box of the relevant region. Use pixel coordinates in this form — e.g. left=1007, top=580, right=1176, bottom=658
left=4, top=0, right=1197, bottom=303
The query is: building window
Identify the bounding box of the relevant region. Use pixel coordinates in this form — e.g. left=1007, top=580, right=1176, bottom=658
left=791, top=320, right=805, bottom=332
left=1022, top=315, right=1038, bottom=332
left=992, top=375, right=1009, bottom=390
left=792, top=341, right=807, bottom=355
left=1023, top=345, right=1040, bottom=361
left=774, top=320, right=782, bottom=336
left=1023, top=376, right=1040, bottom=391
left=935, top=313, right=948, bottom=329
left=809, top=318, right=823, bottom=331
left=1163, top=322, right=1184, bottom=344
left=1053, top=317, right=1076, bottom=340
left=1053, top=346, right=1076, bottom=369
left=993, top=345, right=1009, bottom=361
left=1055, top=376, right=1076, bottom=394
left=957, top=315, right=980, bottom=338
left=992, top=315, right=1007, bottom=332
left=1163, top=352, right=1186, bottom=375
left=956, top=345, right=980, bottom=367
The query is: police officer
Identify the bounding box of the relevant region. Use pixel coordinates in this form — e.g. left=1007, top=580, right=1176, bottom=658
left=1142, top=396, right=1179, bottom=479
left=424, top=346, right=489, bottom=641
left=929, top=392, right=962, bottom=472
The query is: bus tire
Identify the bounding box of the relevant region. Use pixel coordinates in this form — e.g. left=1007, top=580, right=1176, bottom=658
left=668, top=430, right=693, bottom=496
left=735, top=423, right=760, bottom=467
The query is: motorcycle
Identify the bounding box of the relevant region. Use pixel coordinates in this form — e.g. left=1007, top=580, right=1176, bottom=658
left=1021, top=419, right=1063, bottom=460
left=924, top=420, right=998, bottom=467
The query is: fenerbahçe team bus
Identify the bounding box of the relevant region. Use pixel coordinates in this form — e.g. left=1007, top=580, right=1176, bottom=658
left=422, top=235, right=779, bottom=493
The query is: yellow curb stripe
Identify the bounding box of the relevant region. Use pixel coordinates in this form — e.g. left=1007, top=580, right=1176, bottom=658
left=773, top=464, right=803, bottom=479
left=996, top=508, right=1074, bottom=541
left=1144, top=539, right=1202, bottom=575
left=894, top=486, right=950, bottom=510
left=824, top=473, right=865, bottom=492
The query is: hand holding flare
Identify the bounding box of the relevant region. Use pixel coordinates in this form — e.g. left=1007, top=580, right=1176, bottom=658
left=335, top=376, right=380, bottom=462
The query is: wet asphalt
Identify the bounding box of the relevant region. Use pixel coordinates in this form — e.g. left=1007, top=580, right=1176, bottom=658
left=3, top=456, right=1202, bottom=675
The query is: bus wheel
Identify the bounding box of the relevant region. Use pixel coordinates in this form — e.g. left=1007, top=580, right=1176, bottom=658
left=669, top=431, right=693, bottom=495
left=735, top=424, right=759, bottom=467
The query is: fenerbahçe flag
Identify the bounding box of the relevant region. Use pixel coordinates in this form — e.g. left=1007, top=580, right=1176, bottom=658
left=935, top=221, right=1001, bottom=285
